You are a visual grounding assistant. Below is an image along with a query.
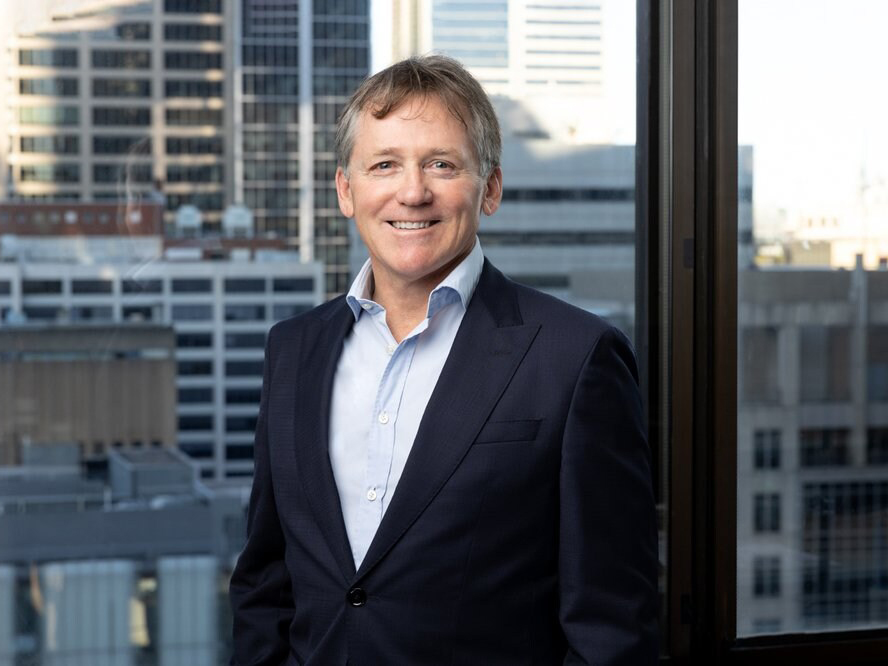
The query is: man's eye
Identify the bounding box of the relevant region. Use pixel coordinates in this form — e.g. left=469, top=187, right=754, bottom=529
left=430, top=161, right=452, bottom=170
left=373, top=161, right=392, bottom=171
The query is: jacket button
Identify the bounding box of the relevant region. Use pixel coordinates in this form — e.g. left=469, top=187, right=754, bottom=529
left=347, top=587, right=366, bottom=607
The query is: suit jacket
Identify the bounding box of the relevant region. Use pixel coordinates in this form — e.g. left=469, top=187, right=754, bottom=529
left=229, top=260, right=659, bottom=665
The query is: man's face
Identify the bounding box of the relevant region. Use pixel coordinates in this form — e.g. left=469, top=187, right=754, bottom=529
left=335, top=95, right=502, bottom=291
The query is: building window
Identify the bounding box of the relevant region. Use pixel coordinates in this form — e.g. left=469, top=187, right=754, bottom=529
left=753, top=556, right=781, bottom=598
left=225, top=360, right=263, bottom=377
left=18, top=49, right=78, bottom=67
left=71, top=279, right=113, bottom=295
left=243, top=131, right=299, bottom=153
left=867, top=428, right=888, bottom=465
left=180, top=442, right=213, bottom=458
left=171, top=304, right=213, bottom=321
left=273, top=278, right=314, bottom=293
left=164, top=0, right=221, bottom=13
left=224, top=278, right=266, bottom=293
left=123, top=306, right=154, bottom=321
left=19, top=107, right=79, bottom=126
left=176, top=332, right=212, bottom=348
left=163, top=23, right=222, bottom=41
left=0, top=282, right=11, bottom=295
left=273, top=304, right=311, bottom=320
left=225, top=388, right=261, bottom=405
left=868, top=325, right=888, bottom=401
left=92, top=78, right=151, bottom=97
left=800, top=326, right=852, bottom=403
left=23, top=279, right=62, bottom=295
left=243, top=73, right=299, bottom=97
left=166, top=137, right=223, bottom=155
left=20, top=164, right=80, bottom=183
left=177, top=360, right=213, bottom=376
left=93, top=107, right=151, bottom=126
left=171, top=278, right=211, bottom=293
left=93, top=136, right=151, bottom=155
left=178, top=414, right=213, bottom=431
left=800, top=428, right=850, bottom=467
left=313, top=45, right=368, bottom=69
left=92, top=49, right=151, bottom=69
left=94, top=164, right=152, bottom=184
left=21, top=135, right=79, bottom=154
left=242, top=45, right=298, bottom=67
left=164, top=79, right=222, bottom=98
left=754, top=493, right=781, bottom=533
left=753, top=429, right=781, bottom=469
left=19, top=77, right=78, bottom=96
left=224, top=304, right=266, bottom=322
left=166, top=165, right=224, bottom=183
left=122, top=278, right=162, bottom=293
left=71, top=306, right=113, bottom=322
left=225, top=333, right=266, bottom=349
left=226, top=416, right=258, bottom=433
left=178, top=387, right=213, bottom=404
left=226, top=444, right=254, bottom=461
left=165, top=108, right=223, bottom=126
left=243, top=103, right=299, bottom=125
left=244, top=160, right=299, bottom=181
left=164, top=51, right=222, bottom=70
left=740, top=327, right=780, bottom=404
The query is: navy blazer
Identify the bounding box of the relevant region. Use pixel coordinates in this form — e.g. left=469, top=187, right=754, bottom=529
left=229, top=260, right=658, bottom=665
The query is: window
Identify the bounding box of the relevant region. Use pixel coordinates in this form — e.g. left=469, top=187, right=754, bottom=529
left=753, top=556, right=781, bottom=598
left=224, top=333, right=266, bottom=349
left=226, top=416, right=258, bottom=433
left=171, top=278, right=211, bottom=293
left=165, top=79, right=222, bottom=98
left=177, top=361, right=212, bottom=376
left=20, top=164, right=80, bottom=183
left=243, top=74, right=299, bottom=96
left=19, top=77, right=78, bottom=96
left=176, top=333, right=212, bottom=348
left=799, top=326, right=852, bottom=403
left=171, top=304, right=213, bottom=321
left=72, top=279, right=113, bottom=295
left=19, top=106, right=79, bottom=126
left=164, top=51, right=222, bottom=70
left=225, top=304, right=266, bottom=322
left=164, top=23, right=222, bottom=41
left=225, top=360, right=264, bottom=377
left=868, top=428, right=888, bottom=465
left=166, top=108, right=223, bottom=126
left=753, top=430, right=781, bottom=469
left=91, top=49, right=151, bottom=69
left=164, top=0, right=221, bottom=13
left=21, top=136, right=79, bottom=154
left=166, top=165, right=223, bottom=183
left=800, top=429, right=850, bottom=467
left=753, top=493, right=781, bottom=533
left=178, top=414, right=213, bottom=430
left=93, top=107, right=151, bottom=126
left=94, top=164, right=152, bottom=184
left=92, top=78, right=151, bottom=97
left=178, top=387, right=213, bottom=404
left=166, top=137, right=223, bottom=155
left=243, top=131, right=298, bottom=153
left=122, top=279, right=162, bottom=294
left=93, top=136, right=151, bottom=155
left=868, top=325, right=888, bottom=401
left=18, top=49, right=77, bottom=67
left=225, top=388, right=261, bottom=405
left=224, top=278, right=266, bottom=293
left=273, top=277, right=314, bottom=293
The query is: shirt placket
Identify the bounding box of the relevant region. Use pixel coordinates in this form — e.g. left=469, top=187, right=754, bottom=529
left=353, top=312, right=420, bottom=564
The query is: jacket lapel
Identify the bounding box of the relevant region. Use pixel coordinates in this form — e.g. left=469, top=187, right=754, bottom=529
left=291, top=299, right=357, bottom=582
left=355, top=261, right=540, bottom=580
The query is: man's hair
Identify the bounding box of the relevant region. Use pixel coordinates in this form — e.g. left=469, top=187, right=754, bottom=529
left=335, top=54, right=502, bottom=178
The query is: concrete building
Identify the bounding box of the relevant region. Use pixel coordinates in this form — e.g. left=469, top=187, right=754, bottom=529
left=737, top=264, right=888, bottom=634
left=0, top=202, right=324, bottom=479
left=0, top=324, right=177, bottom=466
left=0, top=447, right=248, bottom=665
left=1, top=0, right=370, bottom=295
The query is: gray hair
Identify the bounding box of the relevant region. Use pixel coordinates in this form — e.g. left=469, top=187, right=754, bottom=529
left=335, top=55, right=502, bottom=178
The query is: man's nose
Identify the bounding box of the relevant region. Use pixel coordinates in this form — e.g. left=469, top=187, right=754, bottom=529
left=395, top=167, right=432, bottom=206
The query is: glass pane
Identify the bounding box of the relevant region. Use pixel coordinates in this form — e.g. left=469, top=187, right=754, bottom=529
left=738, top=0, right=888, bottom=636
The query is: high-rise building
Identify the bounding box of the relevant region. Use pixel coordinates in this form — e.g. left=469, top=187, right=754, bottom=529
left=1, top=0, right=370, bottom=295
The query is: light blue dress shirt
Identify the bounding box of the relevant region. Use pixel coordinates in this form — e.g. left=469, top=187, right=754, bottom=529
left=328, top=239, right=484, bottom=568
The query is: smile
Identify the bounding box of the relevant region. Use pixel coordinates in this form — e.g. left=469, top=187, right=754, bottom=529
left=388, top=220, right=439, bottom=230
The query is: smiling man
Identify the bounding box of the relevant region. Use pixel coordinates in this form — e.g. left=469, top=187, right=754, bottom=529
left=229, top=56, right=658, bottom=665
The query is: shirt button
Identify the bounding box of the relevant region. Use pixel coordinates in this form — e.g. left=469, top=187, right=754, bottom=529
left=366, top=488, right=377, bottom=501
left=386, top=343, right=396, bottom=355
left=361, top=303, right=372, bottom=311
left=378, top=411, right=389, bottom=424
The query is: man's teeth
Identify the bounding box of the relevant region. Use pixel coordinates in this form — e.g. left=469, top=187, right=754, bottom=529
left=390, top=220, right=435, bottom=230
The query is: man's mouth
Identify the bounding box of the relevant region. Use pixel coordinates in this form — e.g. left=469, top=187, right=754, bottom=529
left=388, top=220, right=439, bottom=230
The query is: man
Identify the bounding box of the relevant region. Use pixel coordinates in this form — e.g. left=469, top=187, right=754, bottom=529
left=230, top=55, right=658, bottom=665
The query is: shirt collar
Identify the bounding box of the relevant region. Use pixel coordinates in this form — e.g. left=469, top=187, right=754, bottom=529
left=346, top=237, right=484, bottom=321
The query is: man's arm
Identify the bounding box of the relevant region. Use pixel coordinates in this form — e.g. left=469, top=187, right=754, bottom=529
left=229, top=331, right=294, bottom=666
left=559, top=326, right=659, bottom=665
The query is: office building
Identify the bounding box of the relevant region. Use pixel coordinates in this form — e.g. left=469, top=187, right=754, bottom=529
left=1, top=0, right=370, bottom=295
left=0, top=201, right=324, bottom=479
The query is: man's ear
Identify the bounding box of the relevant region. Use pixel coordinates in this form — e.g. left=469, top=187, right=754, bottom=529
left=481, top=166, right=503, bottom=216
left=335, top=166, right=354, bottom=218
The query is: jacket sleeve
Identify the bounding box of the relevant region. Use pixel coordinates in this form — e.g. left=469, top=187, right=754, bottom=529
left=229, top=327, right=294, bottom=666
left=559, top=326, right=659, bottom=665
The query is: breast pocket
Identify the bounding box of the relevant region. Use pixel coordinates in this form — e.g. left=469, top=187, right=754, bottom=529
left=473, top=418, right=542, bottom=445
